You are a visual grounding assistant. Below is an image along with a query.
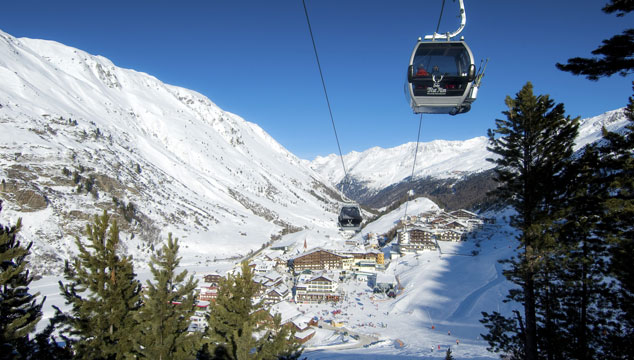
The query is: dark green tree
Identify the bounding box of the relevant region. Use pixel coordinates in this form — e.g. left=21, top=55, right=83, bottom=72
left=0, top=201, right=44, bottom=359
left=481, top=82, right=579, bottom=360
left=556, top=2, right=634, bottom=356
left=445, top=347, right=454, bottom=360
left=539, top=133, right=619, bottom=360
left=54, top=211, right=141, bottom=360
left=202, top=261, right=302, bottom=360
left=556, top=0, right=633, bottom=80
left=591, top=86, right=634, bottom=359
left=136, top=234, right=200, bottom=360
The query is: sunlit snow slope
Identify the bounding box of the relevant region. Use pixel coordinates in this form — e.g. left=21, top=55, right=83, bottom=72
left=0, top=29, right=340, bottom=273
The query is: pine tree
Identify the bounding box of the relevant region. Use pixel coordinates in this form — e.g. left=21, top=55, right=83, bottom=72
left=592, top=85, right=634, bottom=359
left=556, top=0, right=634, bottom=80
left=445, top=347, right=454, bottom=360
left=54, top=211, right=141, bottom=360
left=481, top=82, right=579, bottom=360
left=0, top=201, right=44, bottom=359
left=556, top=2, right=634, bottom=354
left=136, top=234, right=200, bottom=360
left=202, top=261, right=302, bottom=360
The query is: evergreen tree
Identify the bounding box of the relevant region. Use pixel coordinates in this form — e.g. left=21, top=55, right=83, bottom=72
left=591, top=85, right=634, bottom=359
left=556, top=0, right=634, bottom=80
left=0, top=201, right=44, bottom=359
left=540, top=136, right=617, bottom=360
left=481, top=82, right=579, bottom=360
left=445, top=347, right=454, bottom=360
left=556, top=2, right=634, bottom=355
left=136, top=234, right=200, bottom=360
left=202, top=262, right=302, bottom=360
left=54, top=211, right=141, bottom=360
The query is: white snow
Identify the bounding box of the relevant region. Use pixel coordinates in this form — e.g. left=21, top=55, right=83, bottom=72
left=0, top=28, right=344, bottom=271
left=0, top=28, right=628, bottom=359
left=310, top=110, right=631, bottom=191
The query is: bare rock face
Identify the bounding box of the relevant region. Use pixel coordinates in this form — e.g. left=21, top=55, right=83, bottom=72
left=1, top=179, right=48, bottom=212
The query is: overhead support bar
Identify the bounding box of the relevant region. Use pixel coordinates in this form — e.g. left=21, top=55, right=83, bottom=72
left=424, top=0, right=466, bottom=41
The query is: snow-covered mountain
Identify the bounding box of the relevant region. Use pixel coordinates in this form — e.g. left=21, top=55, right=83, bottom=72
left=310, top=108, right=630, bottom=207
left=311, top=137, right=491, bottom=192
left=0, top=29, right=341, bottom=274
left=0, top=27, right=629, bottom=275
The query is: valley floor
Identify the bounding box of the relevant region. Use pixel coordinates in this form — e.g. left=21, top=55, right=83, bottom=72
left=31, top=204, right=519, bottom=360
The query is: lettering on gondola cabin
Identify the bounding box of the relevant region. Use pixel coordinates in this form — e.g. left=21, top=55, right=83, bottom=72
left=426, top=84, right=447, bottom=95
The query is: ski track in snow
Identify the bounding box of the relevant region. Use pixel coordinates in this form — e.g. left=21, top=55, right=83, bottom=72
left=448, top=261, right=504, bottom=322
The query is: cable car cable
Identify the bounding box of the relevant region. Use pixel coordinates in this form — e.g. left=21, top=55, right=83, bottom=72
left=302, top=0, right=362, bottom=231
left=301, top=0, right=349, bottom=191
left=403, top=113, right=423, bottom=224
left=435, top=0, right=446, bottom=34
left=403, top=0, right=444, bottom=223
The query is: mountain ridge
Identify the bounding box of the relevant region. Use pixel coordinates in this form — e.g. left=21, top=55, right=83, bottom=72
left=310, top=108, right=629, bottom=210
left=0, top=29, right=341, bottom=274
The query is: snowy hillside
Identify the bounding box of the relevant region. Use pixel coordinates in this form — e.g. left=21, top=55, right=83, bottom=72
left=310, top=108, right=630, bottom=194
left=0, top=29, right=341, bottom=274
left=311, top=137, right=491, bottom=192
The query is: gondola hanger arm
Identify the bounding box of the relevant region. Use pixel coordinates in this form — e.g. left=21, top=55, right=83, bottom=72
left=424, top=0, right=466, bottom=41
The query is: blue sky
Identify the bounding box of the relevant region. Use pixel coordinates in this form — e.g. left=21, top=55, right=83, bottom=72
left=1, top=0, right=632, bottom=160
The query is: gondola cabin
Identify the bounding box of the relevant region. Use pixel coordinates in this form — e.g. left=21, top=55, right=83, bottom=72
left=406, top=40, right=477, bottom=115
left=338, top=204, right=362, bottom=231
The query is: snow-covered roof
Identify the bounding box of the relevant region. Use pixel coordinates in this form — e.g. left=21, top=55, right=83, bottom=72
left=269, top=301, right=301, bottom=324
left=376, top=273, right=397, bottom=285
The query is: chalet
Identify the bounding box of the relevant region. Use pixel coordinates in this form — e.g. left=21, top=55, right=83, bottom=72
left=197, top=285, right=218, bottom=302
left=419, top=210, right=441, bottom=223
left=292, top=315, right=317, bottom=333
left=450, top=209, right=478, bottom=219
left=263, top=283, right=291, bottom=305
left=250, top=260, right=276, bottom=274
left=430, top=217, right=450, bottom=227
left=253, top=273, right=283, bottom=298
left=259, top=250, right=289, bottom=270
left=255, top=270, right=283, bottom=288
left=341, top=248, right=382, bottom=264
left=266, top=300, right=319, bottom=343
left=203, top=273, right=222, bottom=285
left=291, top=249, right=352, bottom=272
left=291, top=315, right=317, bottom=343
left=444, top=220, right=469, bottom=231
left=295, top=274, right=341, bottom=303
left=398, top=227, right=436, bottom=253
left=437, top=229, right=465, bottom=242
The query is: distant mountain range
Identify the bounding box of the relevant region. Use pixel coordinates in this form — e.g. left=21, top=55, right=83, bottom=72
left=0, top=28, right=628, bottom=274
left=309, top=108, right=629, bottom=210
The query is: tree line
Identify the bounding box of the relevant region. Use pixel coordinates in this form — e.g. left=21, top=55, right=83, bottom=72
left=0, top=207, right=302, bottom=360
